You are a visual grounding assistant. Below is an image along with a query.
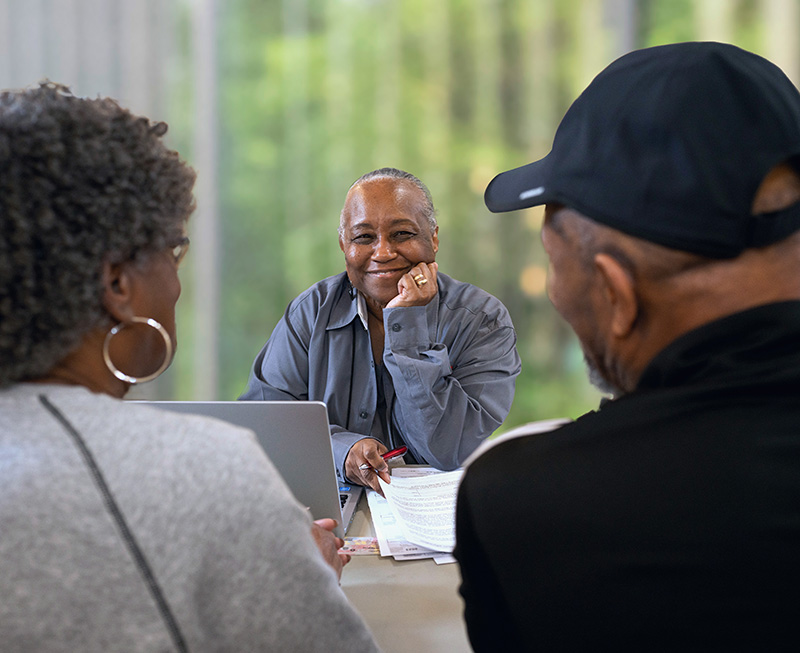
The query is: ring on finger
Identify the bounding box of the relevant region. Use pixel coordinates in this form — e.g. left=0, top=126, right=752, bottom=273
left=413, top=273, right=427, bottom=287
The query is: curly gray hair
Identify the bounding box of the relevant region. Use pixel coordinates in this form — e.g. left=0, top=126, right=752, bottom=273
left=338, top=167, right=437, bottom=238
left=0, top=82, right=196, bottom=387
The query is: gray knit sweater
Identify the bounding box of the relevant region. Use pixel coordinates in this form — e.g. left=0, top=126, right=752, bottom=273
left=0, top=384, right=379, bottom=652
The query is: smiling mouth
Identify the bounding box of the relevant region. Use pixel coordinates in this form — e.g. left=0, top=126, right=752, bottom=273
left=367, top=268, right=407, bottom=278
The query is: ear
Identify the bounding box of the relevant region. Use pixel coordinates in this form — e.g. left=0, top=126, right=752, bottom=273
left=101, top=259, right=136, bottom=324
left=339, top=235, right=345, bottom=253
left=431, top=226, right=439, bottom=254
left=593, top=253, right=639, bottom=338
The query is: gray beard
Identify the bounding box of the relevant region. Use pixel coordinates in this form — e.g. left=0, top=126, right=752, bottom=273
left=585, top=355, right=622, bottom=399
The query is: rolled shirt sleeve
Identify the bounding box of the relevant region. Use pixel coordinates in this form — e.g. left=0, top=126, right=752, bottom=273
left=382, top=293, right=520, bottom=470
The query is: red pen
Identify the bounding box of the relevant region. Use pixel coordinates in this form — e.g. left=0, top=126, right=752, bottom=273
left=359, top=446, right=408, bottom=470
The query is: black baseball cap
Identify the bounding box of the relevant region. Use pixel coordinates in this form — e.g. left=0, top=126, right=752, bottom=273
left=484, top=41, right=800, bottom=258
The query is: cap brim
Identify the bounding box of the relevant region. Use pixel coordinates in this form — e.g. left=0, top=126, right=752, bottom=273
left=484, top=155, right=552, bottom=213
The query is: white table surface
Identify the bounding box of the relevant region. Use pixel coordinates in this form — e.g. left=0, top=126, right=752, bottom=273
left=339, top=495, right=472, bottom=653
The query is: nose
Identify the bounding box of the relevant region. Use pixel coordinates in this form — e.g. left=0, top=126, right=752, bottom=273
left=371, top=234, right=396, bottom=261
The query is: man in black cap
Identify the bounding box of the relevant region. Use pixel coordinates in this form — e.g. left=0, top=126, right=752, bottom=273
left=455, top=41, right=800, bottom=651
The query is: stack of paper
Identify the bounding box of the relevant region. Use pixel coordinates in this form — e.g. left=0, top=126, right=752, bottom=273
left=367, top=466, right=463, bottom=565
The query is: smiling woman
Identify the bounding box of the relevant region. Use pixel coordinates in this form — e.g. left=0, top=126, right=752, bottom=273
left=339, top=172, right=440, bottom=315
left=241, top=166, right=522, bottom=493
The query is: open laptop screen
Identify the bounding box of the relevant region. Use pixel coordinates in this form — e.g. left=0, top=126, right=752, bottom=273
left=138, top=400, right=360, bottom=537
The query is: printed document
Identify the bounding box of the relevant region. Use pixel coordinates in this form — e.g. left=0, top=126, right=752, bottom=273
left=377, top=467, right=464, bottom=552
left=366, top=489, right=442, bottom=561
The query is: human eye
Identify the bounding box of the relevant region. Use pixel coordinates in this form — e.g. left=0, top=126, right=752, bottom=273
left=351, top=233, right=374, bottom=243
left=394, top=230, right=417, bottom=240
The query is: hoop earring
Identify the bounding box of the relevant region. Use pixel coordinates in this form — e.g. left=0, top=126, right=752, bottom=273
left=102, top=316, right=174, bottom=384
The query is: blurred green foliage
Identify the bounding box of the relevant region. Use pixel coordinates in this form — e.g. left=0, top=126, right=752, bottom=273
left=168, top=0, right=791, bottom=432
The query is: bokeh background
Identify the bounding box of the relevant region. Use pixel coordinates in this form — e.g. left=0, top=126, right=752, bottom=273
left=3, top=0, right=798, bottom=431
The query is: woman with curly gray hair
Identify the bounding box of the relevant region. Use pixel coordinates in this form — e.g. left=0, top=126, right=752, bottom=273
left=0, top=83, right=378, bottom=652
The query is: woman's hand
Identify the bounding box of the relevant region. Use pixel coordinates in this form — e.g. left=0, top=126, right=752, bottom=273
left=344, top=438, right=391, bottom=494
left=311, top=518, right=351, bottom=580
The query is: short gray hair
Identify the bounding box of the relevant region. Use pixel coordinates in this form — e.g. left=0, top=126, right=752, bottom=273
left=338, top=167, right=437, bottom=238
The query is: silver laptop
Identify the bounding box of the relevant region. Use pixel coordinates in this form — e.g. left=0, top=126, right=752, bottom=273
left=141, top=400, right=362, bottom=537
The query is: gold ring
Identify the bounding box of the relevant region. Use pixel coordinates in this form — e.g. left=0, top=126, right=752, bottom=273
left=413, top=273, right=427, bottom=287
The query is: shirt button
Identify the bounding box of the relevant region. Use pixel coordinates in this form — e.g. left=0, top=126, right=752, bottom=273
left=391, top=323, right=402, bottom=332
left=359, top=410, right=368, bottom=419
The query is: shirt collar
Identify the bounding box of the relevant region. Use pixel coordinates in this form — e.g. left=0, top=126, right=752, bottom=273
left=637, top=300, right=800, bottom=391
left=356, top=292, right=369, bottom=330
left=325, top=274, right=368, bottom=331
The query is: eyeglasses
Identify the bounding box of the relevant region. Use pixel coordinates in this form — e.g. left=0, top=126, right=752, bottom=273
left=171, top=237, right=190, bottom=266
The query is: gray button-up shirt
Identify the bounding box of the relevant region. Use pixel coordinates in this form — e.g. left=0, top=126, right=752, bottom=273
left=240, top=271, right=521, bottom=482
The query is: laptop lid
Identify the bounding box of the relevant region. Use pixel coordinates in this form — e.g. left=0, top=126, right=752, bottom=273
left=140, top=400, right=359, bottom=537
